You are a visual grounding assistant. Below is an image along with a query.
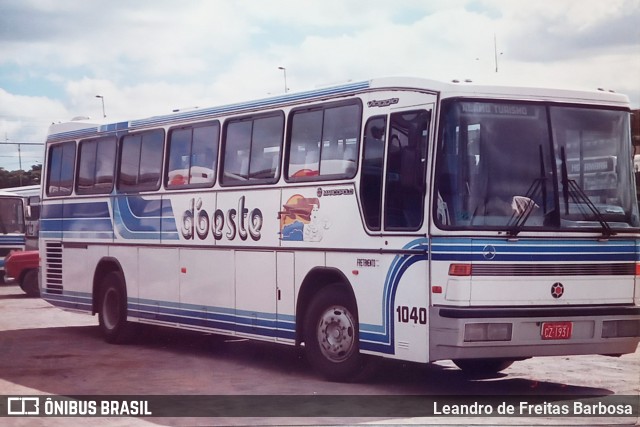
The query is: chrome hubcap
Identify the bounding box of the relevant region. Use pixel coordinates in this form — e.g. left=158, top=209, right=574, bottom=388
left=316, top=305, right=356, bottom=362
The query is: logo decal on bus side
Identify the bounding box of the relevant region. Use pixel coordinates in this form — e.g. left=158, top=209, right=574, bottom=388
left=367, top=98, right=399, bottom=108
left=551, top=282, right=564, bottom=299
left=181, top=196, right=263, bottom=241
left=278, top=195, right=331, bottom=242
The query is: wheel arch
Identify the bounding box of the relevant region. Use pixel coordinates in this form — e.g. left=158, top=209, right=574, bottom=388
left=295, top=266, right=357, bottom=345
left=92, top=257, right=125, bottom=315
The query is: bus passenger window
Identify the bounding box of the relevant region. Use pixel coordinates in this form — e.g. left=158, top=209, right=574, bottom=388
left=288, top=110, right=322, bottom=178
left=118, top=129, right=164, bottom=192
left=46, top=141, right=76, bottom=196
left=77, top=137, right=116, bottom=195
left=287, top=100, right=362, bottom=181
left=166, top=122, right=219, bottom=188
left=221, top=113, right=283, bottom=185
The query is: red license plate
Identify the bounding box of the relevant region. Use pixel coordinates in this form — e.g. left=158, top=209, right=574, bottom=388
left=541, top=322, right=573, bottom=340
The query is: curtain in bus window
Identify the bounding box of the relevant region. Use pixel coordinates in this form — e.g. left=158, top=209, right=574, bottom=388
left=384, top=110, right=430, bottom=230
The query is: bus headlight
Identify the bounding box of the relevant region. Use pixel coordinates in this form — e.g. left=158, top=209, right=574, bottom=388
left=464, top=323, right=512, bottom=342
left=602, top=320, right=640, bottom=338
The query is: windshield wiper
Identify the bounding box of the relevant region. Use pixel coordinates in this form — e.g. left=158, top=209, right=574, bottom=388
left=507, top=145, right=546, bottom=237
left=560, top=147, right=614, bottom=238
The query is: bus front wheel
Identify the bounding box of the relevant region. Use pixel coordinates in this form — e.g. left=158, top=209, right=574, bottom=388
left=98, top=271, right=133, bottom=344
left=303, top=285, right=365, bottom=382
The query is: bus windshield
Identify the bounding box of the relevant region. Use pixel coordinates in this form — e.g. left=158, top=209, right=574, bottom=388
left=435, top=100, right=639, bottom=232
left=0, top=197, right=25, bottom=234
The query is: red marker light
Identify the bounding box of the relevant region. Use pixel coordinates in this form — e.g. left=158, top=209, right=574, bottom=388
left=449, top=263, right=472, bottom=276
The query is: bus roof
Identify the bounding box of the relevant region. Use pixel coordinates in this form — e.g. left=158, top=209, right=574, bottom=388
left=0, top=185, right=40, bottom=198
left=46, top=76, right=630, bottom=143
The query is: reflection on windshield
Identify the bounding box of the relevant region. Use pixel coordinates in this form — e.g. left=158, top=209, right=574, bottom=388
left=435, top=101, right=639, bottom=232
left=0, top=198, right=25, bottom=234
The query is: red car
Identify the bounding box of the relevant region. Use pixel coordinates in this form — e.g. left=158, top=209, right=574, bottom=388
left=4, top=250, right=39, bottom=297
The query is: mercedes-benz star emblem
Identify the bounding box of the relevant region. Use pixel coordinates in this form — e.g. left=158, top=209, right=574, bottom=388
left=482, top=245, right=496, bottom=260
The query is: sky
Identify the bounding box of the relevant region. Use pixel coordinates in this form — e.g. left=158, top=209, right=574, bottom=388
left=0, top=0, right=639, bottom=172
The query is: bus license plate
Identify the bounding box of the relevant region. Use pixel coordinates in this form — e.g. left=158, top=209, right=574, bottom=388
left=541, top=322, right=572, bottom=340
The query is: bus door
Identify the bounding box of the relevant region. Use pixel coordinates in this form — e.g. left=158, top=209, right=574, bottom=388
left=360, top=100, right=435, bottom=362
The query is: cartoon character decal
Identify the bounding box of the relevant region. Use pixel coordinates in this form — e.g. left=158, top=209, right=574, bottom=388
left=278, top=195, right=330, bottom=241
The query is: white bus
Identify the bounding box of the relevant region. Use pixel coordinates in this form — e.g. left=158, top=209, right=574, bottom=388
left=2, top=185, right=41, bottom=248
left=40, top=77, right=640, bottom=381
left=0, top=190, right=28, bottom=280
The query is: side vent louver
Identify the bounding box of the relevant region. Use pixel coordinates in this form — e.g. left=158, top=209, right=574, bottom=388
left=45, top=242, right=63, bottom=294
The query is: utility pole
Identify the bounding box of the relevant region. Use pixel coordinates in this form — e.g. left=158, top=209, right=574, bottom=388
left=494, top=33, right=503, bottom=73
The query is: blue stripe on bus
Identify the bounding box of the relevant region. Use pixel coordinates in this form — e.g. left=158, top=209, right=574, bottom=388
left=113, top=196, right=179, bottom=240
left=0, top=236, right=26, bottom=245
left=40, top=197, right=180, bottom=241
left=430, top=237, right=638, bottom=262
left=360, top=238, right=429, bottom=354
left=42, top=290, right=296, bottom=341
left=41, top=201, right=114, bottom=238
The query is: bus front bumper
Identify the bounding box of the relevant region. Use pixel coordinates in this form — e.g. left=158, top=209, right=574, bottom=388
left=429, top=305, right=640, bottom=361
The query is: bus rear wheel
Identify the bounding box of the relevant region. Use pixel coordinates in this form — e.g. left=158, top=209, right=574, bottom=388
left=98, top=271, right=133, bottom=344
left=453, top=358, right=515, bottom=376
left=303, top=285, right=366, bottom=382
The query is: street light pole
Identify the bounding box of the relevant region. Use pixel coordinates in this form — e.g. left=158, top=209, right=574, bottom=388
left=96, top=95, right=106, bottom=118
left=278, top=67, right=288, bottom=93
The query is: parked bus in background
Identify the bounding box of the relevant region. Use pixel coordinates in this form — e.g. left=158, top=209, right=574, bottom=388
left=2, top=185, right=41, bottom=249
left=0, top=190, right=27, bottom=281
left=39, top=77, right=640, bottom=381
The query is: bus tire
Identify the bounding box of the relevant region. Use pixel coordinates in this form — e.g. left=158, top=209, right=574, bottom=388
left=98, top=271, right=133, bottom=344
left=303, top=285, right=365, bottom=382
left=20, top=269, right=40, bottom=297
left=453, top=358, right=515, bottom=376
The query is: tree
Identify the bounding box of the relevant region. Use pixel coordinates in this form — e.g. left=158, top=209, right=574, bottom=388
left=0, top=164, right=41, bottom=189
